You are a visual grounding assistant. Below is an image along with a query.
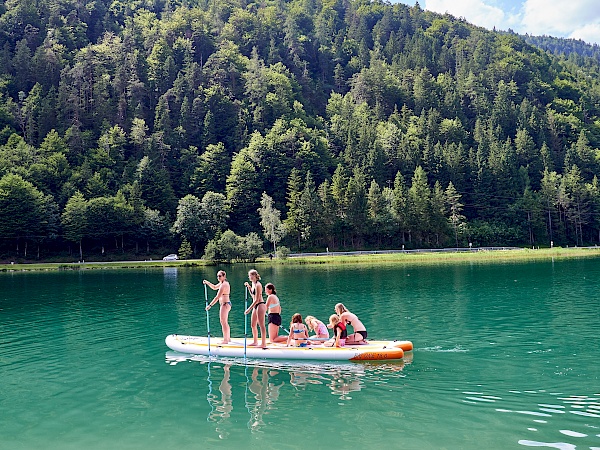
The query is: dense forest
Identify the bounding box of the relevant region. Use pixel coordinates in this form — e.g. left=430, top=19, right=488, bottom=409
left=2, top=0, right=600, bottom=261
left=520, top=33, right=600, bottom=62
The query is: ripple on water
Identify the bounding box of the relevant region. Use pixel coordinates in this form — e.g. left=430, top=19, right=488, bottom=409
left=458, top=388, right=600, bottom=449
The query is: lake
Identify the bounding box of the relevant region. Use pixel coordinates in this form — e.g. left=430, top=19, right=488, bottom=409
left=1, top=259, right=599, bottom=449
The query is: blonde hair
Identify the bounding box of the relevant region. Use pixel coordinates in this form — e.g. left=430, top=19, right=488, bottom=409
left=329, top=314, right=340, bottom=326
left=305, top=315, right=316, bottom=330
left=217, top=270, right=226, bottom=278
left=335, top=303, right=348, bottom=315
left=248, top=269, right=261, bottom=280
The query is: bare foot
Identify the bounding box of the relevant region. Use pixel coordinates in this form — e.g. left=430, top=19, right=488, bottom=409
left=219, top=340, right=230, bottom=345
left=248, top=342, right=259, bottom=346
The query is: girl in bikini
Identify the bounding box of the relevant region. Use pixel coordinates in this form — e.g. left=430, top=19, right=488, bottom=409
left=265, top=283, right=287, bottom=343
left=334, top=303, right=367, bottom=344
left=305, top=315, right=329, bottom=343
left=204, top=270, right=231, bottom=344
left=244, top=269, right=267, bottom=348
left=286, top=313, right=309, bottom=347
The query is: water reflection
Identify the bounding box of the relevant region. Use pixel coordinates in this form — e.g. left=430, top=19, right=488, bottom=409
left=206, top=364, right=233, bottom=439
left=165, top=352, right=408, bottom=437
left=245, top=367, right=285, bottom=432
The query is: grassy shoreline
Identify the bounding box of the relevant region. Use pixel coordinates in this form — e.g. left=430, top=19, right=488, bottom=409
left=1, top=247, right=600, bottom=272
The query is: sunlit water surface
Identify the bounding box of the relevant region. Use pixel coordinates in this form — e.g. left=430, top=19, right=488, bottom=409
left=1, top=259, right=599, bottom=449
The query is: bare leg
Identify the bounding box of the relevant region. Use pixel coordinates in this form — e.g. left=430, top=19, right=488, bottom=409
left=249, top=308, right=259, bottom=346
left=220, top=303, right=231, bottom=344
left=256, top=304, right=267, bottom=348
left=268, top=323, right=287, bottom=343
left=346, top=332, right=367, bottom=345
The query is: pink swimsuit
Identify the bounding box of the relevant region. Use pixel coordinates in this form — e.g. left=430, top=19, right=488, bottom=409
left=316, top=323, right=328, bottom=336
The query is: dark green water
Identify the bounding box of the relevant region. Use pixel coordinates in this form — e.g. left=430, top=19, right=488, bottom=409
left=1, top=260, right=600, bottom=449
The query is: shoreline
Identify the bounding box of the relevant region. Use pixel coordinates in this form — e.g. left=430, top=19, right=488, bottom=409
left=1, top=247, right=600, bottom=271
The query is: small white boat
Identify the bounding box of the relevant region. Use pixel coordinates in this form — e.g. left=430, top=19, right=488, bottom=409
left=165, top=334, right=413, bottom=361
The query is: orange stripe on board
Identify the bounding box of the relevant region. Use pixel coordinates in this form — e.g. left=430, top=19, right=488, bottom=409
left=350, top=349, right=404, bottom=361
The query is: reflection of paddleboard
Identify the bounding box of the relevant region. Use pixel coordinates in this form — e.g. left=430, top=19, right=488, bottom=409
left=165, top=351, right=378, bottom=374
left=165, top=334, right=413, bottom=361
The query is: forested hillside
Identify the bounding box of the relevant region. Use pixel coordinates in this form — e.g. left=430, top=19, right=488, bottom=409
left=1, top=0, right=600, bottom=261
left=521, top=33, right=600, bottom=62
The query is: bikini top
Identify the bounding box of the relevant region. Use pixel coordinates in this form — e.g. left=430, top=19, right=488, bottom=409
left=292, top=325, right=306, bottom=333
left=268, top=301, right=280, bottom=310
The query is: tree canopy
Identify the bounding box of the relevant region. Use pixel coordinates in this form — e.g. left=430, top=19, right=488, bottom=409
left=2, top=0, right=600, bottom=259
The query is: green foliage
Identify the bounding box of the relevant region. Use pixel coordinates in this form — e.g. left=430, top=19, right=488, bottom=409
left=275, top=246, right=291, bottom=259
left=203, top=230, right=264, bottom=263
left=3, top=0, right=600, bottom=257
left=178, top=239, right=192, bottom=260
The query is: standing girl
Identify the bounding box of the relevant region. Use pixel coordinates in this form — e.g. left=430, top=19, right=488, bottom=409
left=244, top=269, right=267, bottom=348
left=203, top=270, right=231, bottom=344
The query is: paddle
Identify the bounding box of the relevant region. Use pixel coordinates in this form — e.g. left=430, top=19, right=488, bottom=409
left=244, top=285, right=248, bottom=360
left=204, top=284, right=211, bottom=356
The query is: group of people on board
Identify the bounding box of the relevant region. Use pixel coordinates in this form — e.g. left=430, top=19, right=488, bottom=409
left=203, top=269, right=368, bottom=349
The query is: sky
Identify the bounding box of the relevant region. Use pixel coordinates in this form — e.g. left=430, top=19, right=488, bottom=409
left=396, top=0, right=600, bottom=45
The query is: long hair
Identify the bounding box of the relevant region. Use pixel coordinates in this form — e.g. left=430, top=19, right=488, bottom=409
left=265, top=282, right=276, bottom=294
left=335, top=303, right=348, bottom=315
left=248, top=269, right=261, bottom=280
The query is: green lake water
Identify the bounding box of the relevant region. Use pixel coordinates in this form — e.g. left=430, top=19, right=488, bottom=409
left=1, top=259, right=600, bottom=449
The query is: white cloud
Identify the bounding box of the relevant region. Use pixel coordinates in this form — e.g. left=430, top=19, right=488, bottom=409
left=414, top=0, right=600, bottom=45
left=569, top=22, right=600, bottom=44
left=424, top=0, right=506, bottom=30
left=521, top=0, right=600, bottom=41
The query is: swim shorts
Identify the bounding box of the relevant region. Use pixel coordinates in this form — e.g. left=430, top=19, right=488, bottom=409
left=268, top=313, right=282, bottom=326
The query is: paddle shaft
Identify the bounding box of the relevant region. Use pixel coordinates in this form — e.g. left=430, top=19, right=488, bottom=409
left=244, top=287, right=248, bottom=359
left=204, top=284, right=210, bottom=355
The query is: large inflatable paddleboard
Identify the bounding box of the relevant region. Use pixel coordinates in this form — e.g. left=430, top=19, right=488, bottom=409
left=165, top=334, right=413, bottom=361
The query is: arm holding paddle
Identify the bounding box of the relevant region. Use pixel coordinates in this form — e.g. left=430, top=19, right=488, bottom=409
left=204, top=280, right=225, bottom=310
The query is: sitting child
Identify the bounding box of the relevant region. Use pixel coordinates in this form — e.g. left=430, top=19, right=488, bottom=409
left=286, top=313, right=309, bottom=347
left=305, top=315, right=329, bottom=342
left=325, top=314, right=347, bottom=347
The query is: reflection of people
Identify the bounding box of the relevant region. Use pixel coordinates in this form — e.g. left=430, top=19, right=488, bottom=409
left=325, top=314, right=347, bottom=347
left=289, top=371, right=311, bottom=389
left=247, top=367, right=284, bottom=432
left=305, top=315, right=329, bottom=342
left=335, top=303, right=367, bottom=344
left=265, top=283, right=287, bottom=343
left=328, top=371, right=363, bottom=400
left=207, top=364, right=233, bottom=438
left=286, top=313, right=309, bottom=347
left=244, top=269, right=267, bottom=348
left=204, top=270, right=231, bottom=344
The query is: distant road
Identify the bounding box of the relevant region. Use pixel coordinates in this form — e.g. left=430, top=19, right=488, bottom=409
left=288, top=246, right=521, bottom=257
